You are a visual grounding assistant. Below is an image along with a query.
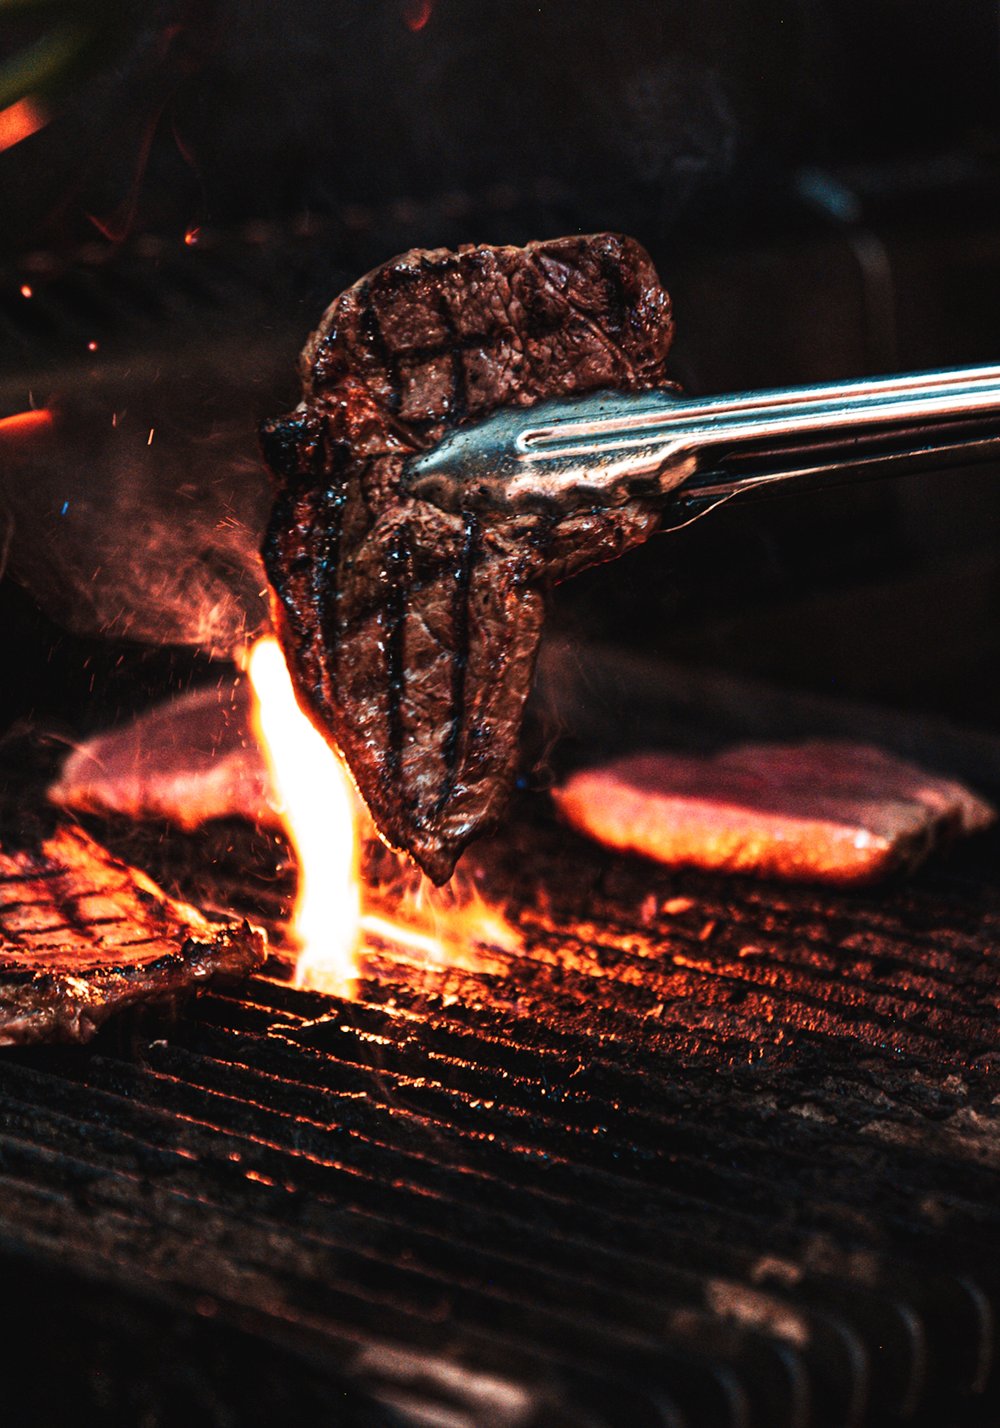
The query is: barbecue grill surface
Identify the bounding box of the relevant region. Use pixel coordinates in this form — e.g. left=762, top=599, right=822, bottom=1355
left=3, top=745, right=1000, bottom=1427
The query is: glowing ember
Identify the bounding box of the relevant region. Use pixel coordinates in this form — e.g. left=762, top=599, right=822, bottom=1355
left=0, top=96, right=48, bottom=153
left=19, top=285, right=32, bottom=299
left=402, top=0, right=434, bottom=32
left=247, top=637, right=521, bottom=995
left=0, top=409, right=53, bottom=439
left=184, top=227, right=200, bottom=247
left=248, top=637, right=361, bottom=994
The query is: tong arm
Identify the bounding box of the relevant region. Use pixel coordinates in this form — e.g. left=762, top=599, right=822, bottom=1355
left=404, top=363, right=1000, bottom=515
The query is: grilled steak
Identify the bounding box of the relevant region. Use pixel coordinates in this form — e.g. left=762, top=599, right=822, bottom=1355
left=262, top=234, right=675, bottom=883
left=50, top=683, right=279, bottom=831
left=554, top=740, right=996, bottom=885
left=0, top=821, right=265, bottom=1045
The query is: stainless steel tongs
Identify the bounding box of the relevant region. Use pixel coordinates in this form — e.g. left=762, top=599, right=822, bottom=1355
left=405, top=362, right=1000, bottom=523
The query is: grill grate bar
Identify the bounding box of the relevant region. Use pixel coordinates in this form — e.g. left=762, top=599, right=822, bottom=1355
left=184, top=991, right=1000, bottom=1214
left=0, top=1144, right=743, bottom=1427
left=216, top=974, right=992, bottom=1118
left=9, top=966, right=1000, bottom=1279
left=174, top=1028, right=997, bottom=1226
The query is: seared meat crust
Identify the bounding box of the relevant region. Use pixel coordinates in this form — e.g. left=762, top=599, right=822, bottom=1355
left=262, top=234, right=674, bottom=881
left=0, top=821, right=265, bottom=1046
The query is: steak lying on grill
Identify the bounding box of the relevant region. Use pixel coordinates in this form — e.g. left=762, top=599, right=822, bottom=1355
left=50, top=683, right=280, bottom=831
left=553, top=740, right=996, bottom=885
left=262, top=234, right=675, bottom=883
left=0, top=821, right=265, bottom=1045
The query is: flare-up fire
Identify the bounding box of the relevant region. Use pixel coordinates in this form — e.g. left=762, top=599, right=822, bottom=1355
left=248, top=637, right=362, bottom=994
left=247, top=636, right=520, bottom=994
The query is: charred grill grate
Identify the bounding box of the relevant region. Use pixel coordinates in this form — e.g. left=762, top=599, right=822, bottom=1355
left=2, top=792, right=1000, bottom=1427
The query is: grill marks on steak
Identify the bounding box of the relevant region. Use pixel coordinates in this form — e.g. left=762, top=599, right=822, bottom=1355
left=262, top=235, right=675, bottom=882
left=0, top=821, right=265, bottom=1045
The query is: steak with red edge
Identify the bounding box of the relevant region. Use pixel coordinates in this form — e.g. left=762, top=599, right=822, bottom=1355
left=553, top=741, right=996, bottom=885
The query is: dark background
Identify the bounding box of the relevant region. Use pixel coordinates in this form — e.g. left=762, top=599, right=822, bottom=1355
left=2, top=0, right=1000, bottom=743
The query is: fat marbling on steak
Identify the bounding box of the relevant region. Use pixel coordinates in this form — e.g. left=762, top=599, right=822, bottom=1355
left=262, top=234, right=676, bottom=882
left=554, top=740, right=996, bottom=885
left=0, top=821, right=265, bottom=1046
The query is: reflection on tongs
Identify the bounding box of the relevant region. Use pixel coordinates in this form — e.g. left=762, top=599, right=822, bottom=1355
left=404, top=362, right=1000, bottom=528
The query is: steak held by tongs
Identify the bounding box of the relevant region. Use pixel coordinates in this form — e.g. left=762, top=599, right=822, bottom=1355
left=262, top=234, right=1000, bottom=883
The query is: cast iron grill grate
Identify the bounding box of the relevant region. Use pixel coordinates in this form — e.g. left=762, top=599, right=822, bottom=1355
left=2, top=786, right=1000, bottom=1428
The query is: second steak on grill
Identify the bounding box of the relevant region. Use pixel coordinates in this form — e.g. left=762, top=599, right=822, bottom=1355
left=262, top=234, right=675, bottom=882
left=0, top=820, right=265, bottom=1045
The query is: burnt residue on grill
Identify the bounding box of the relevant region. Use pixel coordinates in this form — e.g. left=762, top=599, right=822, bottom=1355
left=2, top=774, right=998, bottom=1427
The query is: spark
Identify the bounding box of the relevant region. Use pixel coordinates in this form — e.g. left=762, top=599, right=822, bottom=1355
left=19, top=285, right=32, bottom=299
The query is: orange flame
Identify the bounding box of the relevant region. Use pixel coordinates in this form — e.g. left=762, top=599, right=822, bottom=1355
left=365, top=872, right=522, bottom=968
left=248, top=637, right=361, bottom=994
left=247, top=636, right=521, bottom=994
